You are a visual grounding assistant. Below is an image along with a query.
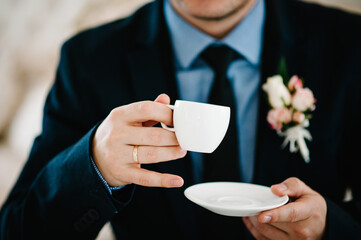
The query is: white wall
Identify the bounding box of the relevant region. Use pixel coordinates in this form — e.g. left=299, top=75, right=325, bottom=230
left=304, top=0, right=361, bottom=14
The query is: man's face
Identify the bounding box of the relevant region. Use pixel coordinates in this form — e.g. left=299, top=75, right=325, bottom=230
left=170, top=0, right=253, bottom=21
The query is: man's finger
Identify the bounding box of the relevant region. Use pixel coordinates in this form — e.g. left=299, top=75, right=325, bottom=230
left=242, top=217, right=270, bottom=240
left=270, top=177, right=312, bottom=197
left=144, top=94, right=171, bottom=127
left=248, top=216, right=288, bottom=240
left=136, top=145, right=187, bottom=164
left=258, top=201, right=312, bottom=223
left=124, top=126, right=179, bottom=146
left=129, top=168, right=183, bottom=188
left=113, top=100, right=173, bottom=126
left=154, top=93, right=170, bottom=104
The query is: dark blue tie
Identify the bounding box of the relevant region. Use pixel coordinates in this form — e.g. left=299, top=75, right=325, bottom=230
left=195, top=44, right=245, bottom=239
left=201, top=44, right=241, bottom=182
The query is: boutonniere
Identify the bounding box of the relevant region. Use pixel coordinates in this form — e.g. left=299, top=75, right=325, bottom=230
left=262, top=60, right=316, bottom=163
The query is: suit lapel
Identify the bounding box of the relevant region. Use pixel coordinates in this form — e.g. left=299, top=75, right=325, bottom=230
left=125, top=2, right=177, bottom=102
left=125, top=1, right=198, bottom=236
left=254, top=0, right=284, bottom=185
left=254, top=0, right=313, bottom=185
left=126, top=47, right=171, bottom=101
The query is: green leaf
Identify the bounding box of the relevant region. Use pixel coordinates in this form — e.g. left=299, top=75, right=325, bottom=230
left=278, top=57, right=289, bottom=81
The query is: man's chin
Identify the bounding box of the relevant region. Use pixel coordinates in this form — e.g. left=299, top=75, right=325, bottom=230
left=173, top=0, right=249, bottom=21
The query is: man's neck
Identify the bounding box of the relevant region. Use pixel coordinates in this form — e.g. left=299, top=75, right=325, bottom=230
left=169, top=0, right=257, bottom=39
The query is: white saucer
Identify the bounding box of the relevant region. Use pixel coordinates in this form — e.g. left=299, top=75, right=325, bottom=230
left=184, top=182, right=289, bottom=217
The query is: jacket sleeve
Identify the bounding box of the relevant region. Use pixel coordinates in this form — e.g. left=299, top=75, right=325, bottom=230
left=324, top=198, right=361, bottom=239
left=0, top=39, right=132, bottom=239
left=324, top=38, right=361, bottom=239
left=325, top=118, right=361, bottom=238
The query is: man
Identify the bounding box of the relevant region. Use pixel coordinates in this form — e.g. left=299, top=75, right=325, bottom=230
left=1, top=0, right=360, bottom=239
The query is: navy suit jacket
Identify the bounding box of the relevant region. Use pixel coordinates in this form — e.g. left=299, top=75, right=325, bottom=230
left=1, top=0, right=361, bottom=239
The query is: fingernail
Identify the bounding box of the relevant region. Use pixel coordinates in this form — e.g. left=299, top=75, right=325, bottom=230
left=180, top=149, right=187, bottom=156
left=278, top=183, right=288, bottom=192
left=171, top=179, right=183, bottom=187
left=261, top=215, right=271, bottom=223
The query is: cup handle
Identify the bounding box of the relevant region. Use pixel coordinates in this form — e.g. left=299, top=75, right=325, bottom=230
left=161, top=105, right=175, bottom=132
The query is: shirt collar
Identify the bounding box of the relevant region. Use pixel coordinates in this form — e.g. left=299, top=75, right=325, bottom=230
left=164, top=0, right=265, bottom=69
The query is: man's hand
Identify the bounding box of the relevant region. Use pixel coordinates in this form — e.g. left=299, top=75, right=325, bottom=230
left=243, top=177, right=327, bottom=240
left=92, top=94, right=186, bottom=188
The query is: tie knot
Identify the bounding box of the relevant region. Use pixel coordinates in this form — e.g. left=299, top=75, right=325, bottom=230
left=200, top=45, right=237, bottom=77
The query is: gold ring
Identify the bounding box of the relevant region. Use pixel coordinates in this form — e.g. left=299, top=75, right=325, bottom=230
left=133, top=145, right=139, bottom=164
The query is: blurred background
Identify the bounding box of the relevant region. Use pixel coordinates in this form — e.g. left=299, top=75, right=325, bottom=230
left=0, top=0, right=360, bottom=239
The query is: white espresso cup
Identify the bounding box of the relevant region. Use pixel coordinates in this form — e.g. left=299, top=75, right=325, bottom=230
left=161, top=100, right=230, bottom=153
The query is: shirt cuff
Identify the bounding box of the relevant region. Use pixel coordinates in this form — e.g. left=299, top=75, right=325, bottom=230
left=90, top=156, right=125, bottom=195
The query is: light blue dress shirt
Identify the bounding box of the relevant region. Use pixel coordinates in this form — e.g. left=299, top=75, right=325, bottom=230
left=164, top=0, right=265, bottom=183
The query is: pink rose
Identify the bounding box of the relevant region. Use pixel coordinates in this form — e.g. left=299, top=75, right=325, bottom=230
left=288, top=75, right=303, bottom=92
left=267, top=107, right=292, bottom=131
left=292, top=111, right=305, bottom=124
left=292, top=88, right=315, bottom=112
